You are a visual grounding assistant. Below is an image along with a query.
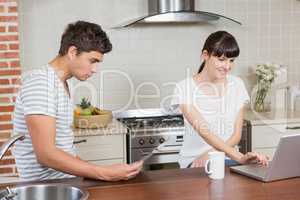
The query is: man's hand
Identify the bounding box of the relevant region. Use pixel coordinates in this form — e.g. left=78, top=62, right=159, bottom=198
left=191, top=153, right=209, bottom=168
left=239, top=152, right=269, bottom=166
left=96, top=161, right=144, bottom=181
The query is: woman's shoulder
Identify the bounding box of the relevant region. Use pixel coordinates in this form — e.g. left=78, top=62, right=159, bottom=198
left=175, top=76, right=195, bottom=88
left=227, top=75, right=246, bottom=87
left=228, top=74, right=243, bottom=82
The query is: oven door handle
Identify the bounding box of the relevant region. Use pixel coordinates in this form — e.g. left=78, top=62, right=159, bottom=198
left=140, top=149, right=179, bottom=156
left=140, top=150, right=152, bottom=156
left=153, top=150, right=180, bottom=154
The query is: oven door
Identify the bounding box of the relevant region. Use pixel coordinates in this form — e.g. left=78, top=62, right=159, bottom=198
left=131, top=144, right=182, bottom=165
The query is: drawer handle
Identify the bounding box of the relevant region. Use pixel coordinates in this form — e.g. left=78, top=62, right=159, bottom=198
left=286, top=126, right=300, bottom=130
left=73, top=139, right=87, bottom=144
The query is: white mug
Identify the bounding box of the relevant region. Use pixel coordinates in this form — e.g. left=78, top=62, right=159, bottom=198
left=205, top=151, right=225, bottom=180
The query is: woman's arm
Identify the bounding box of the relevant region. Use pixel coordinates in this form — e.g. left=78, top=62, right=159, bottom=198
left=191, top=107, right=244, bottom=167
left=180, top=104, right=268, bottom=165
left=180, top=104, right=244, bottom=162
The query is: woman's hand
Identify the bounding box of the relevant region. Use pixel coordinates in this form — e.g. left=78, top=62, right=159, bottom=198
left=239, top=152, right=269, bottom=166
left=95, top=160, right=144, bottom=181
left=191, top=153, right=209, bottom=168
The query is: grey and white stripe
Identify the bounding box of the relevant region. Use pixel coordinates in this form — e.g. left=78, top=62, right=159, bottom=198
left=12, top=66, right=76, bottom=181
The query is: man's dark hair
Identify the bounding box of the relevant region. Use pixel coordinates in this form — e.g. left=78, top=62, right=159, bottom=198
left=58, top=21, right=112, bottom=56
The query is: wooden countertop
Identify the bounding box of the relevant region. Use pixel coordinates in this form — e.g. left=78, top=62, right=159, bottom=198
left=86, top=168, right=300, bottom=200
left=73, top=119, right=128, bottom=137
left=5, top=168, right=300, bottom=200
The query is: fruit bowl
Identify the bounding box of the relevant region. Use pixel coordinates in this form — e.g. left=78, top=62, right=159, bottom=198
left=74, top=110, right=113, bottom=129
left=73, top=98, right=113, bottom=129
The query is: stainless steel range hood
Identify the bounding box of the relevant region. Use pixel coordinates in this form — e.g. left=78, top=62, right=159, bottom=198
left=115, top=0, right=241, bottom=28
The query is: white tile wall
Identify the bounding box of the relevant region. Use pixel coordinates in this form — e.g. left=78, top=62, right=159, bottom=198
left=19, top=0, right=300, bottom=111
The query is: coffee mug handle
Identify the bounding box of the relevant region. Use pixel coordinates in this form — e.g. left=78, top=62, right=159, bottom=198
left=205, top=159, right=212, bottom=174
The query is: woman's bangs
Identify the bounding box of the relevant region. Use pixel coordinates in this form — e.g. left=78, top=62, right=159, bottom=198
left=212, top=38, right=240, bottom=58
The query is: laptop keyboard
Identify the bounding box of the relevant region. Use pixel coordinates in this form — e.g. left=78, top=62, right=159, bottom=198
left=237, top=164, right=269, bottom=178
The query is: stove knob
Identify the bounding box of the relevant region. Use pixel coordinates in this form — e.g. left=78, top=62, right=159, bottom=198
left=149, top=138, right=155, bottom=144
left=159, top=138, right=165, bottom=144
left=138, top=139, right=145, bottom=145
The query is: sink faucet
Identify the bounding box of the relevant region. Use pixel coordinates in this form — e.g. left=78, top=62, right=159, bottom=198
left=0, top=187, right=17, bottom=200
left=0, top=134, right=25, bottom=160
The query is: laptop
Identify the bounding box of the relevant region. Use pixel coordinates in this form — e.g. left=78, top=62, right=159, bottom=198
left=230, top=134, right=300, bottom=182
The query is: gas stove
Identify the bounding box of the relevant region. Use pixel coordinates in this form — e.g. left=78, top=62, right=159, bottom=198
left=120, top=115, right=184, bottom=130
left=119, top=115, right=184, bottom=136
left=115, top=108, right=185, bottom=165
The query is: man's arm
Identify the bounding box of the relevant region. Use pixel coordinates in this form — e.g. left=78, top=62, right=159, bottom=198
left=26, top=115, right=143, bottom=181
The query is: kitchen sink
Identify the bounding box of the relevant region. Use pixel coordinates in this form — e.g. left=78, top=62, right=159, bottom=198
left=0, top=184, right=89, bottom=200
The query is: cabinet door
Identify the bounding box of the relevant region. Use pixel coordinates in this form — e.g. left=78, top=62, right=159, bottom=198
left=252, top=122, right=300, bottom=149
left=75, top=135, right=124, bottom=161
left=285, top=124, right=300, bottom=135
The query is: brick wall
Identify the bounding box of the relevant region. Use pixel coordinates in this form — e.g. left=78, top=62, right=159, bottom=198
left=0, top=0, right=20, bottom=176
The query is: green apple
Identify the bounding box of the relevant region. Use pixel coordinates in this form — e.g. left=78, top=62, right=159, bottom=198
left=81, top=108, right=92, bottom=116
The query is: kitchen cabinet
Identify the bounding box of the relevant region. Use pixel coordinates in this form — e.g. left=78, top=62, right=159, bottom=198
left=244, top=109, right=300, bottom=159
left=73, top=119, right=128, bottom=165
left=74, top=134, right=126, bottom=165
left=251, top=122, right=300, bottom=159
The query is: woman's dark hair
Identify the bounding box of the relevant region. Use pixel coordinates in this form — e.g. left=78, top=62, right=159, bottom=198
left=58, top=21, right=112, bottom=56
left=198, top=31, right=239, bottom=73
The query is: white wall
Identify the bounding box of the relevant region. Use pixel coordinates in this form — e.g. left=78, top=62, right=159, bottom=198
left=19, top=0, right=300, bottom=111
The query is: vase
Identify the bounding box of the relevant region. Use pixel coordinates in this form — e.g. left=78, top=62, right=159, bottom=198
left=254, top=86, right=269, bottom=112
left=254, top=99, right=265, bottom=112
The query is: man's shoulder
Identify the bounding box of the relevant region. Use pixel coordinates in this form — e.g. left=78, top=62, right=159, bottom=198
left=21, top=66, right=56, bottom=84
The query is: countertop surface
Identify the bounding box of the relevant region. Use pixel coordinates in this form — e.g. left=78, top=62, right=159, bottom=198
left=72, top=110, right=300, bottom=135
left=2, top=168, right=300, bottom=200
left=73, top=119, right=127, bottom=137
left=244, top=109, right=300, bottom=125
left=72, top=110, right=300, bottom=133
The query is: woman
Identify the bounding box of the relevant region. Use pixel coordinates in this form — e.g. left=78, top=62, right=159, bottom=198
left=171, top=31, right=268, bottom=168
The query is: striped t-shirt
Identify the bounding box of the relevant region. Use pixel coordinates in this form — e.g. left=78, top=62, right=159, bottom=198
left=12, top=65, right=76, bottom=181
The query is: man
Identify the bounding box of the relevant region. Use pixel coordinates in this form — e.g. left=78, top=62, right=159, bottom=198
left=12, top=21, right=143, bottom=181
